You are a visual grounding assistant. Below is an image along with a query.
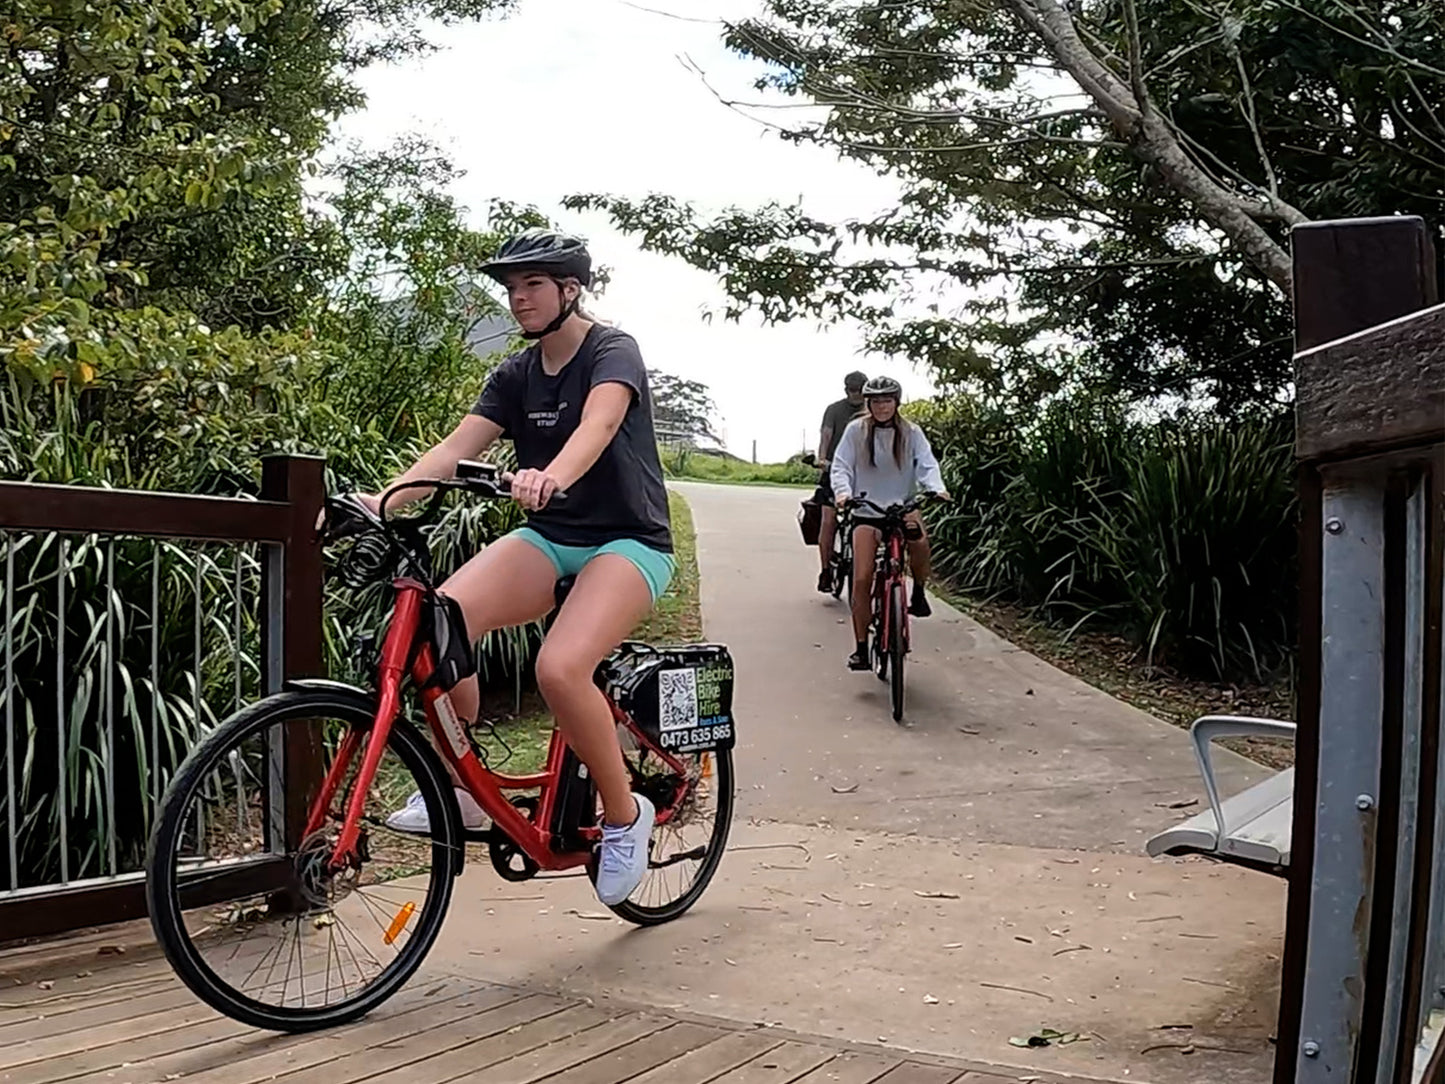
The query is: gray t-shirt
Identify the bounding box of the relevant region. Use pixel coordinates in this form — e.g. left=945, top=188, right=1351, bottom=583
left=471, top=326, right=672, bottom=552
left=820, top=397, right=861, bottom=460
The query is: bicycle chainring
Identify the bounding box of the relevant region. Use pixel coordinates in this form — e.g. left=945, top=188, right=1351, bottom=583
left=487, top=796, right=541, bottom=882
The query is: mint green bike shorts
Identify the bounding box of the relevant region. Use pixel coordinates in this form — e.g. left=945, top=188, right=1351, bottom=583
left=510, top=527, right=676, bottom=603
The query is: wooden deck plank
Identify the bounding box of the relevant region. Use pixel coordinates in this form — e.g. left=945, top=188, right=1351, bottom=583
left=0, top=956, right=171, bottom=1007
left=3, top=1015, right=245, bottom=1084
left=792, top=1052, right=902, bottom=1084
left=539, top=1022, right=731, bottom=1084
left=181, top=988, right=564, bottom=1084
left=624, top=1029, right=788, bottom=1084
left=709, top=1041, right=838, bottom=1084
left=0, top=982, right=201, bottom=1045
left=366, top=1009, right=672, bottom=1084
left=6, top=979, right=491, bottom=1084
left=0, top=988, right=214, bottom=1068
left=873, top=1064, right=966, bottom=1084
left=0, top=973, right=173, bottom=1036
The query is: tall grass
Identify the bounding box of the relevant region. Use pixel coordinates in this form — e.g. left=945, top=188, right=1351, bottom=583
left=920, top=398, right=1297, bottom=683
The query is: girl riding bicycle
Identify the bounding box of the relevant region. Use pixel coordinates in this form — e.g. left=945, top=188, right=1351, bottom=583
left=351, top=228, right=673, bottom=906
left=829, top=376, right=949, bottom=671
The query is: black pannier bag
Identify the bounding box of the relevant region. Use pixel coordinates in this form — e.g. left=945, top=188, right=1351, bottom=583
left=599, top=642, right=736, bottom=754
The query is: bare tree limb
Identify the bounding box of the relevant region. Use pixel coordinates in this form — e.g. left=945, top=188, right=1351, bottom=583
left=1121, top=0, right=1151, bottom=117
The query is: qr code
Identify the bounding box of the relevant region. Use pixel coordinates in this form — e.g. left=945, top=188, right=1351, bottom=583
left=658, top=668, right=698, bottom=732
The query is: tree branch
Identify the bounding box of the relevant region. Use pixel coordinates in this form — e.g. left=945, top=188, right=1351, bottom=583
left=1004, top=0, right=1304, bottom=291
left=1121, top=0, right=1151, bottom=117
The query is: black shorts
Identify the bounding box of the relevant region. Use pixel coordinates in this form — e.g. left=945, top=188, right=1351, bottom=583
left=813, top=470, right=835, bottom=506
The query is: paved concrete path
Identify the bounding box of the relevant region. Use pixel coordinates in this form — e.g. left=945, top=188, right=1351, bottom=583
left=430, top=483, right=1289, bottom=1084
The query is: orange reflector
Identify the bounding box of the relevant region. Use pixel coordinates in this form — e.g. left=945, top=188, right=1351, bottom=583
left=700, top=754, right=713, bottom=780
left=383, top=901, right=416, bottom=945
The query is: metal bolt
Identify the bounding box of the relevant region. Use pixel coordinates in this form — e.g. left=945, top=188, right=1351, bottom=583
left=1303, top=1040, right=1320, bottom=1058
left=1356, top=794, right=1375, bottom=811
left=1325, top=518, right=1344, bottom=535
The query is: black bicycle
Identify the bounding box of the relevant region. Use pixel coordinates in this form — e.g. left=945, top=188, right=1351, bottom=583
left=802, top=454, right=851, bottom=600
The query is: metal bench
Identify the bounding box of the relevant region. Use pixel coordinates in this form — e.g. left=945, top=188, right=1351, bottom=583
left=1146, top=715, right=1297, bottom=876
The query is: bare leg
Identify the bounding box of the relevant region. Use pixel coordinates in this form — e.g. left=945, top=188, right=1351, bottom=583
left=905, top=512, right=931, bottom=587
left=533, top=554, right=655, bottom=826
left=851, top=526, right=880, bottom=643
left=818, top=505, right=837, bottom=572
left=433, top=537, right=557, bottom=786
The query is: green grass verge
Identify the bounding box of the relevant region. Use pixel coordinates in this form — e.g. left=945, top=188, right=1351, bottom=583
left=472, top=488, right=702, bottom=773
left=659, top=446, right=816, bottom=488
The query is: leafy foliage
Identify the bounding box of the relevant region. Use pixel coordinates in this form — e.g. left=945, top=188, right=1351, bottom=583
left=915, top=397, right=1297, bottom=681
left=569, top=0, right=1444, bottom=412
left=0, top=0, right=539, bottom=893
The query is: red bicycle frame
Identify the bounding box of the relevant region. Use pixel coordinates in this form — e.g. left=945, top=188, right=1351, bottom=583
left=304, top=577, right=694, bottom=873
left=872, top=525, right=910, bottom=656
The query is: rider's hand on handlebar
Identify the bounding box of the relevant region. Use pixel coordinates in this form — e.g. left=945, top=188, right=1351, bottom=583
left=505, top=468, right=561, bottom=511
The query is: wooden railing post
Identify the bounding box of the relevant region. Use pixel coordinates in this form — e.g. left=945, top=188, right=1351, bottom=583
left=1278, top=216, right=1444, bottom=1084
left=259, top=454, right=326, bottom=852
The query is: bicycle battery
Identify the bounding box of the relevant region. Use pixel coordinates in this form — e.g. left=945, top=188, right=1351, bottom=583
left=600, top=643, right=736, bottom=754
left=549, top=747, right=597, bottom=853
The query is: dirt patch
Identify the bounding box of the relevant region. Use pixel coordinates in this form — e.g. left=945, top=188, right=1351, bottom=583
left=943, top=592, right=1297, bottom=771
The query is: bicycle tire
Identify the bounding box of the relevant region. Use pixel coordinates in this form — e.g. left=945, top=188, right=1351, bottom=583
left=604, top=746, right=735, bottom=926
left=145, top=687, right=461, bottom=1032
left=889, top=583, right=907, bottom=722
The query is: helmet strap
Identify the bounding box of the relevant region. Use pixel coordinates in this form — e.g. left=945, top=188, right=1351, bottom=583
left=520, top=280, right=580, bottom=341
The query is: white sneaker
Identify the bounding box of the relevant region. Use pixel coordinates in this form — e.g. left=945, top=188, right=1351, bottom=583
left=385, top=788, right=490, bottom=834
left=595, top=793, right=655, bottom=906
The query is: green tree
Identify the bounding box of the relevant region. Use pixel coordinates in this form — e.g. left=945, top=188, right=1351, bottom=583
left=650, top=369, right=721, bottom=446
left=568, top=0, right=1444, bottom=411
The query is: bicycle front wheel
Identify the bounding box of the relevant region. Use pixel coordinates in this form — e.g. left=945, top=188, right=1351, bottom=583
left=889, top=583, right=907, bottom=722
left=145, top=687, right=460, bottom=1031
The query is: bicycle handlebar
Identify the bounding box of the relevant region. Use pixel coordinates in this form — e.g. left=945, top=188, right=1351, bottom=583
left=844, top=491, right=945, bottom=520
left=319, top=461, right=568, bottom=590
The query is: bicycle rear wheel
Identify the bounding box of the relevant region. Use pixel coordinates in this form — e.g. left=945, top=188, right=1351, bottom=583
left=889, top=583, right=907, bottom=722
left=145, top=687, right=460, bottom=1031
left=599, top=738, right=734, bottom=926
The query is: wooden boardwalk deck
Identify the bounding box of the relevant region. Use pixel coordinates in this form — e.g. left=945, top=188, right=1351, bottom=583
left=0, top=924, right=1099, bottom=1084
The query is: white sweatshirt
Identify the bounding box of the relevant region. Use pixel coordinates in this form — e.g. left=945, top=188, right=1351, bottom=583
left=829, top=418, right=945, bottom=512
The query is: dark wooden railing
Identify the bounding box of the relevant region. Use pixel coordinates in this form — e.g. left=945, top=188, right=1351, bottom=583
left=0, top=454, right=324, bottom=942
left=1276, top=216, right=1444, bottom=1084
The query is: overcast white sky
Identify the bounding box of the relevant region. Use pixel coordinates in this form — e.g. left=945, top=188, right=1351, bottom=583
left=335, top=0, right=938, bottom=462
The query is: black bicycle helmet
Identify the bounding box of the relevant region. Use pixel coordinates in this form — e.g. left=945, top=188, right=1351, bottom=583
left=479, top=228, right=593, bottom=339
left=479, top=227, right=592, bottom=287
left=862, top=375, right=902, bottom=399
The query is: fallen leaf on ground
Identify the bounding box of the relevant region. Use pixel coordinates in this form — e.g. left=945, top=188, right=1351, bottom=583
left=923, top=994, right=939, bottom=1004
left=1155, top=798, right=1200, bottom=810
left=830, top=783, right=859, bottom=794
left=1008, top=1028, right=1087, bottom=1048
left=564, top=909, right=614, bottom=921
left=36, top=981, right=53, bottom=990
left=914, top=890, right=961, bottom=899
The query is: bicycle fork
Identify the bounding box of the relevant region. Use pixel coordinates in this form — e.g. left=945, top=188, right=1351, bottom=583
left=309, top=587, right=421, bottom=870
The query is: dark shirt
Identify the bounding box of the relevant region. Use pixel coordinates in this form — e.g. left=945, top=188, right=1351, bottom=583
left=471, top=325, right=672, bottom=552
left=821, top=397, right=861, bottom=460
